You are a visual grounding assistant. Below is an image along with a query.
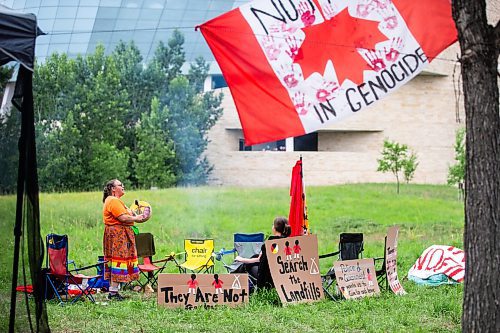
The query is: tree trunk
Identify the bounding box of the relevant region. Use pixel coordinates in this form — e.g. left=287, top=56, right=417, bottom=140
left=452, top=1, right=500, bottom=332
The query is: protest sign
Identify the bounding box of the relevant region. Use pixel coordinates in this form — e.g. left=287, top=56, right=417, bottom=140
left=333, top=258, right=380, bottom=299
left=385, top=226, right=406, bottom=295
left=266, top=234, right=323, bottom=304
left=157, top=273, right=249, bottom=309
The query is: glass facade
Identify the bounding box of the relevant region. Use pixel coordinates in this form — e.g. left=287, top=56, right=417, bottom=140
left=0, top=0, right=249, bottom=64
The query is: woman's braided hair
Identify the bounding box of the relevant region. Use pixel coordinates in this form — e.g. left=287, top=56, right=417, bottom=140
left=273, top=216, right=291, bottom=237
left=102, top=179, right=118, bottom=203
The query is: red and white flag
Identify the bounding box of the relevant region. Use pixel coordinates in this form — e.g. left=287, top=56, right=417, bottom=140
left=408, top=245, right=465, bottom=283
left=198, top=0, right=457, bottom=145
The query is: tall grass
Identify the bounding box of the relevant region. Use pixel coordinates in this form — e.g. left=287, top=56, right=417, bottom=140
left=0, top=184, right=465, bottom=332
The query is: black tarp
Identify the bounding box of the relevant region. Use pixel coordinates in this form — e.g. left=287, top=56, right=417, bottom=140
left=0, top=7, right=43, bottom=70
left=0, top=5, right=49, bottom=333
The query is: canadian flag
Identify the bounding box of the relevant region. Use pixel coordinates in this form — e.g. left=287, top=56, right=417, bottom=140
left=198, top=0, right=457, bottom=146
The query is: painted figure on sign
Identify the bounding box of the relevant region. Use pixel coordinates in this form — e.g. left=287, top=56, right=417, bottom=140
left=340, top=286, right=347, bottom=298
left=367, top=268, right=374, bottom=286
left=293, top=239, right=302, bottom=259
left=187, top=274, right=198, bottom=294
left=284, top=241, right=292, bottom=261
left=212, top=274, right=224, bottom=294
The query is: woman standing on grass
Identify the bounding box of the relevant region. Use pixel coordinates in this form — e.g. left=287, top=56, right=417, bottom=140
left=102, top=179, right=145, bottom=301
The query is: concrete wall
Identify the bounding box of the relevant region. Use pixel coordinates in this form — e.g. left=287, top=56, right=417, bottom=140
left=205, top=43, right=466, bottom=187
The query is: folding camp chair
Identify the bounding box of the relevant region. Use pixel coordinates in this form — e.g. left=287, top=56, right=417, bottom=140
left=133, top=233, right=176, bottom=291
left=374, top=235, right=388, bottom=290
left=177, top=239, right=215, bottom=274
left=89, top=256, right=109, bottom=291
left=45, top=234, right=101, bottom=304
left=319, top=233, right=364, bottom=299
left=214, top=233, right=264, bottom=291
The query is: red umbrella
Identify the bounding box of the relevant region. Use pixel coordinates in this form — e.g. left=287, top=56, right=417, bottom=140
left=289, top=158, right=309, bottom=237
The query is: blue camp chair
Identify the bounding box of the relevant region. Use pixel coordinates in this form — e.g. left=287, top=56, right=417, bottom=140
left=214, top=233, right=265, bottom=291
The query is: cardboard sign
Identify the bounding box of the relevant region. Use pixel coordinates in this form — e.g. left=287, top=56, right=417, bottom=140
left=266, top=235, right=323, bottom=304
left=386, top=226, right=406, bottom=295
left=157, top=273, right=249, bottom=309
left=333, top=258, right=380, bottom=299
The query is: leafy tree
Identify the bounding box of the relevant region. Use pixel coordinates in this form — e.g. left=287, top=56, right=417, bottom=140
left=153, top=30, right=185, bottom=88
left=377, top=139, right=418, bottom=193
left=188, top=56, right=209, bottom=93
left=37, top=112, right=84, bottom=192
left=0, top=66, right=17, bottom=193
left=134, top=97, right=176, bottom=188
left=31, top=31, right=222, bottom=191
left=163, top=58, right=223, bottom=185
left=0, top=110, right=20, bottom=193
left=0, top=65, right=13, bottom=102
left=452, top=1, right=499, bottom=330
left=34, top=45, right=132, bottom=191
left=33, top=53, right=77, bottom=122
left=402, top=151, right=419, bottom=184
left=87, top=142, right=130, bottom=190
left=447, top=128, right=466, bottom=198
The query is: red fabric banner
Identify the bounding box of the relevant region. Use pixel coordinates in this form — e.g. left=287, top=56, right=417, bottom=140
left=288, top=159, right=308, bottom=236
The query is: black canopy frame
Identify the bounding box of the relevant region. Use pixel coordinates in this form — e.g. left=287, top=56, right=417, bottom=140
left=0, top=5, right=49, bottom=333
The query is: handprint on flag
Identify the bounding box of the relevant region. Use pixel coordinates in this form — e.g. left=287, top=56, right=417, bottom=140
left=384, top=37, right=404, bottom=62
left=269, top=22, right=299, bottom=34
left=298, top=1, right=316, bottom=27
left=285, top=35, right=302, bottom=61
left=321, top=2, right=337, bottom=20
left=376, top=6, right=398, bottom=30
left=315, top=80, right=340, bottom=103
left=356, top=0, right=377, bottom=18
left=363, top=49, right=386, bottom=72
left=292, top=91, right=311, bottom=115
left=261, top=35, right=282, bottom=61
left=277, top=64, right=303, bottom=89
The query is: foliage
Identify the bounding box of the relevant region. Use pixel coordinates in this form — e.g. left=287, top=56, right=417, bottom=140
left=447, top=128, right=466, bottom=189
left=0, top=66, right=17, bottom=194
left=0, top=110, right=20, bottom=194
left=0, top=184, right=465, bottom=332
left=0, top=65, right=14, bottom=101
left=24, top=30, right=223, bottom=193
left=134, top=98, right=176, bottom=188
left=163, top=58, right=223, bottom=185
left=377, top=139, right=419, bottom=193
left=402, top=151, right=419, bottom=184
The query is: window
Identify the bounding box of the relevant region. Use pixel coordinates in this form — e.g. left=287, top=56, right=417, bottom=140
left=211, top=75, right=227, bottom=89
left=294, top=133, right=318, bottom=151
left=239, top=139, right=286, bottom=152
left=239, top=139, right=251, bottom=151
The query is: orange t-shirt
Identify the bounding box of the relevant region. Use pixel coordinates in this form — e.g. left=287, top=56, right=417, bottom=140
left=103, top=196, right=133, bottom=226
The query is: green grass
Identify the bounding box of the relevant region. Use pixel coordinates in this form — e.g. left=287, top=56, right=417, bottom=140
left=0, top=184, right=465, bottom=332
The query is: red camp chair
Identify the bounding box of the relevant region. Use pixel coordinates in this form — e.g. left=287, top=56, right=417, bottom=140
left=134, top=233, right=176, bottom=291
left=45, top=234, right=101, bottom=304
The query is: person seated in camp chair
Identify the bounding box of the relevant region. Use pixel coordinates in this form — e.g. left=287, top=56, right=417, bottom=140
left=235, top=216, right=291, bottom=290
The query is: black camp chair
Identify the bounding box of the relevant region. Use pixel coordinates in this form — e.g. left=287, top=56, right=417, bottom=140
left=319, top=233, right=364, bottom=299
left=374, top=236, right=388, bottom=290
